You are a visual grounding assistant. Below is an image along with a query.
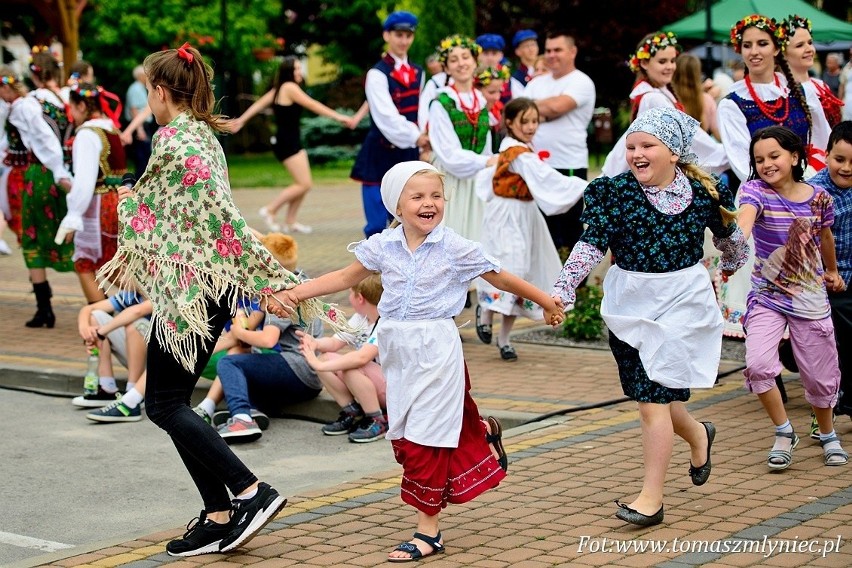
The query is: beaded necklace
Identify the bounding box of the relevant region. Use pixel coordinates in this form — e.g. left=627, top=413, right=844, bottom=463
left=744, top=74, right=790, bottom=123
left=450, top=85, right=481, bottom=126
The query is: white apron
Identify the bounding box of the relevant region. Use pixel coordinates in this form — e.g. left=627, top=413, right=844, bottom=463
left=601, top=263, right=723, bottom=389
left=378, top=318, right=465, bottom=448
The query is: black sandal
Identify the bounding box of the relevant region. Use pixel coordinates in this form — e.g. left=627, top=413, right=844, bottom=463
left=388, top=531, right=445, bottom=562
left=485, top=416, right=508, bottom=472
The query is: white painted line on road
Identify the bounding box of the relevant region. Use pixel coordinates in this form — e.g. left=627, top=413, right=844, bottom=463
left=0, top=530, right=75, bottom=552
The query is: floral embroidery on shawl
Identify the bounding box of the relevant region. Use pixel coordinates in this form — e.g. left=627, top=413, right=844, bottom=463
left=98, top=111, right=346, bottom=371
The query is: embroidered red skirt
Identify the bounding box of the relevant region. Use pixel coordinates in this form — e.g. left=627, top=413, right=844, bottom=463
left=391, top=363, right=506, bottom=516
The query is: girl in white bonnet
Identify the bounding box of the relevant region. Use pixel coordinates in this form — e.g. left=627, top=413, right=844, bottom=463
left=553, top=107, right=749, bottom=526
left=272, top=161, right=563, bottom=561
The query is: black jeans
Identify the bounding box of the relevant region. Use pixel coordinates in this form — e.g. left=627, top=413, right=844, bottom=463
left=829, top=287, right=852, bottom=415
left=145, top=294, right=257, bottom=513
left=545, top=168, right=588, bottom=251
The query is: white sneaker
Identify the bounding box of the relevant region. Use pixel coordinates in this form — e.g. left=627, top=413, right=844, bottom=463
left=258, top=207, right=281, bottom=232
left=0, top=239, right=11, bottom=255
left=284, top=222, right=313, bottom=234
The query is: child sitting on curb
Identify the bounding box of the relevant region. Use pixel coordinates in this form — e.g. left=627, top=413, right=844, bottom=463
left=298, top=273, right=387, bottom=443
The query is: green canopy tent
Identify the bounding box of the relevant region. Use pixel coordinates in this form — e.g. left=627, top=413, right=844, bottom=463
left=667, top=0, right=852, bottom=43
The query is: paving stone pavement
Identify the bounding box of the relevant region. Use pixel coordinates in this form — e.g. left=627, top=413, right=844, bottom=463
left=1, top=183, right=851, bottom=567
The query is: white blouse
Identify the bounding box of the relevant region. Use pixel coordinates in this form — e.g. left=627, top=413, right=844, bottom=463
left=60, top=118, right=115, bottom=232
left=365, top=52, right=423, bottom=150
left=428, top=87, right=492, bottom=179
left=7, top=90, right=70, bottom=182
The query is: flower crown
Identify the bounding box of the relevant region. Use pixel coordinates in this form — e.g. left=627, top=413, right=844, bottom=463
left=437, top=35, right=482, bottom=65
left=781, top=14, right=812, bottom=48
left=0, top=75, right=17, bottom=86
left=627, top=32, right=681, bottom=73
left=475, top=64, right=511, bottom=86
left=730, top=14, right=786, bottom=53
left=73, top=84, right=103, bottom=98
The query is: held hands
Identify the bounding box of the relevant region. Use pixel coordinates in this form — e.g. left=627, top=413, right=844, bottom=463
left=543, top=296, right=566, bottom=328
left=825, top=270, right=846, bottom=293
left=223, top=118, right=244, bottom=134
left=266, top=289, right=299, bottom=318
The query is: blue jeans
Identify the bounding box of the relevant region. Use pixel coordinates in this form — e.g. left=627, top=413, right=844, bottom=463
left=145, top=294, right=256, bottom=513
left=362, top=183, right=392, bottom=237
left=217, top=353, right=321, bottom=418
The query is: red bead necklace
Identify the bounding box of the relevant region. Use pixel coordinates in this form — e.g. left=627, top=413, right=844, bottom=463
left=744, top=74, right=790, bottom=123
left=451, top=85, right=482, bottom=126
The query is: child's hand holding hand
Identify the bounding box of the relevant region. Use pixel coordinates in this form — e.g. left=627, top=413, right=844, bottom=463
left=825, top=270, right=846, bottom=292
left=542, top=297, right=565, bottom=328
left=267, top=289, right=299, bottom=317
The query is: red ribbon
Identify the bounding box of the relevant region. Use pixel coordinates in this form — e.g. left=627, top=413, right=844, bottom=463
left=98, top=87, right=124, bottom=129
left=176, top=42, right=194, bottom=64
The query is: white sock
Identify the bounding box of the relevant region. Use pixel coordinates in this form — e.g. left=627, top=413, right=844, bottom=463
left=126, top=382, right=135, bottom=392
left=775, top=420, right=792, bottom=434
left=236, top=487, right=258, bottom=500
left=498, top=315, right=515, bottom=347
left=121, top=388, right=144, bottom=409
left=99, top=377, right=118, bottom=393
left=233, top=413, right=252, bottom=423
left=199, top=398, right=217, bottom=418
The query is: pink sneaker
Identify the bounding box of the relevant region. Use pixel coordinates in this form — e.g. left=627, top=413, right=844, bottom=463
left=217, top=417, right=262, bottom=442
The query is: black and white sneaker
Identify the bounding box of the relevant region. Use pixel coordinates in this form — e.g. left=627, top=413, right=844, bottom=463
left=219, top=482, right=287, bottom=552
left=166, top=511, right=232, bottom=557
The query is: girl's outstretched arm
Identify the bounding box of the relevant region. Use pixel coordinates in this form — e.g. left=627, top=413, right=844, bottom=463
left=271, top=260, right=372, bottom=313
left=482, top=269, right=564, bottom=326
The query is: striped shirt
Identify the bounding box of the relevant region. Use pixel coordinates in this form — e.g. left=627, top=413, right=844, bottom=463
left=739, top=179, right=834, bottom=320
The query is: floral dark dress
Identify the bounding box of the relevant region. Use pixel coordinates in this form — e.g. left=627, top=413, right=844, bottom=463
left=582, top=172, right=736, bottom=403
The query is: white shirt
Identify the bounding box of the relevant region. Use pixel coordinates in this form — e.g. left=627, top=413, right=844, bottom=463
left=365, top=53, right=422, bottom=149
left=601, top=82, right=728, bottom=178
left=718, top=73, right=830, bottom=183
left=353, top=224, right=500, bottom=320
left=475, top=137, right=587, bottom=216
left=428, top=87, right=492, bottom=178
left=524, top=69, right=596, bottom=169
left=7, top=90, right=71, bottom=182
left=60, top=118, right=115, bottom=232
left=418, top=71, right=451, bottom=133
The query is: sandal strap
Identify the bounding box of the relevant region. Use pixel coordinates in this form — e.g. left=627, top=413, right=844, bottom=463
left=774, top=429, right=796, bottom=440
left=393, top=542, right=422, bottom=559
left=824, top=449, right=848, bottom=459
left=412, top=532, right=444, bottom=552
left=819, top=434, right=841, bottom=446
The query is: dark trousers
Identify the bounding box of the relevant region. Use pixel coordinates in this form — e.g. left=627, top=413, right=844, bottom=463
left=830, top=287, right=852, bottom=415
left=544, top=168, right=587, bottom=252
left=145, top=294, right=257, bottom=513
left=362, top=183, right=392, bottom=237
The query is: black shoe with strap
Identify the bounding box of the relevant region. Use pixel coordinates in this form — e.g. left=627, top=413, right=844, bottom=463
left=219, top=482, right=287, bottom=552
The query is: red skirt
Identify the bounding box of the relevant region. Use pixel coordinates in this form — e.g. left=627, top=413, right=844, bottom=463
left=391, top=363, right=506, bottom=516
left=74, top=191, right=119, bottom=273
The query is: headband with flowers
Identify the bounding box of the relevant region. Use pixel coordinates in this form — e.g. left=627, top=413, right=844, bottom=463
left=627, top=31, right=681, bottom=73
left=437, top=35, right=482, bottom=65
left=28, top=45, right=53, bottom=74
left=0, top=75, right=17, bottom=86
left=781, top=14, right=812, bottom=47
left=71, top=84, right=124, bottom=129
left=730, top=14, right=786, bottom=53
left=475, top=63, right=511, bottom=87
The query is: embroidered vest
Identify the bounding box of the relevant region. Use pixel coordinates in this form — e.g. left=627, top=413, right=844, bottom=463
left=77, top=127, right=129, bottom=193
left=727, top=90, right=810, bottom=143
left=511, top=65, right=532, bottom=88
left=436, top=92, right=489, bottom=154
left=493, top=145, right=533, bottom=200
left=373, top=55, right=421, bottom=121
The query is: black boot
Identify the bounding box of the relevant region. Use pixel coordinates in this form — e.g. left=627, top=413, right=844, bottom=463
left=26, top=281, right=55, bottom=328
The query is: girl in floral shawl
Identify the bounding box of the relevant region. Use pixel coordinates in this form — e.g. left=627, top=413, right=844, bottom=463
left=97, top=44, right=337, bottom=557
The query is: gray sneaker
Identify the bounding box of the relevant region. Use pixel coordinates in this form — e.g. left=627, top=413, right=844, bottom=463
left=348, top=417, right=388, bottom=443
left=213, top=409, right=270, bottom=430
left=322, top=411, right=363, bottom=436
left=217, top=417, right=262, bottom=442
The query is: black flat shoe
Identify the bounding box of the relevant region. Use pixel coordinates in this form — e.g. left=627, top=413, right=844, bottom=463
left=475, top=305, right=492, bottom=344
left=689, top=421, right=715, bottom=486
left=615, top=500, right=664, bottom=526
left=498, top=343, right=517, bottom=361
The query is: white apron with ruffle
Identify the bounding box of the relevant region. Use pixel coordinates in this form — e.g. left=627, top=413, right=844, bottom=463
left=378, top=318, right=464, bottom=448
left=601, top=263, right=723, bottom=389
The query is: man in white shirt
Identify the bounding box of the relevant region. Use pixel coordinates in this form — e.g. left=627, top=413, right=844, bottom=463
left=523, top=31, right=596, bottom=251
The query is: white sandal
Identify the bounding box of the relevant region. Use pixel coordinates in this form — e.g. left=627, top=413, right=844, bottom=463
left=258, top=207, right=281, bottom=232
left=820, top=434, right=849, bottom=466
left=767, top=430, right=799, bottom=470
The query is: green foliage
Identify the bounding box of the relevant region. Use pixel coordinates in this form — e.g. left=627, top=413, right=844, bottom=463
left=409, top=0, right=475, bottom=67
left=301, top=112, right=369, bottom=148
left=559, top=285, right=604, bottom=341
left=79, top=0, right=281, bottom=95
left=225, top=153, right=354, bottom=188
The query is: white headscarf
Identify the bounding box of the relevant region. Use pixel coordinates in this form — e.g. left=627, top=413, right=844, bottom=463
left=627, top=107, right=699, bottom=165
left=380, top=161, right=440, bottom=223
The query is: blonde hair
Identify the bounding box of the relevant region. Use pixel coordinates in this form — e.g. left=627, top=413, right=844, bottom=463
left=671, top=54, right=705, bottom=126
left=352, top=273, right=383, bottom=306
left=681, top=163, right=737, bottom=226
left=0, top=66, right=26, bottom=96
left=143, top=45, right=226, bottom=132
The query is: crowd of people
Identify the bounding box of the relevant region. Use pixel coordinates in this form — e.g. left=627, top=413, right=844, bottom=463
left=1, top=7, right=851, bottom=562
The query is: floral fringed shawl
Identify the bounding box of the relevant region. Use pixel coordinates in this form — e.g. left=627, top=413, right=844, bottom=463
left=97, top=111, right=346, bottom=371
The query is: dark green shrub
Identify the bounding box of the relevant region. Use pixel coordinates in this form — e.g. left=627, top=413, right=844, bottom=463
left=559, top=285, right=604, bottom=341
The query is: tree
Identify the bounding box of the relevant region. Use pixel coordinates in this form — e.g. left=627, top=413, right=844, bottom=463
left=78, top=0, right=280, bottom=97
left=408, top=0, right=475, bottom=67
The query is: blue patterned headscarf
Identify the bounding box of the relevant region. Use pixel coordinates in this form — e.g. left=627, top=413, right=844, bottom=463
left=627, top=107, right=699, bottom=165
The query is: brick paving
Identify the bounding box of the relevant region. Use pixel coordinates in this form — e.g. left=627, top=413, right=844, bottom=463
left=1, top=183, right=851, bottom=566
